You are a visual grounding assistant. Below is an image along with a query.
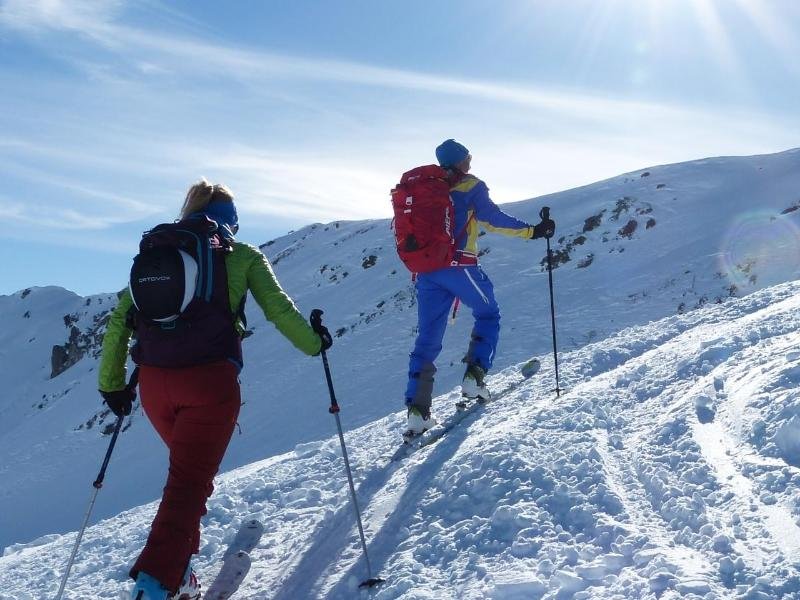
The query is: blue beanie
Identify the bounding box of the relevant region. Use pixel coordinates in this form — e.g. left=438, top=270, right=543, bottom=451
left=435, top=139, right=470, bottom=168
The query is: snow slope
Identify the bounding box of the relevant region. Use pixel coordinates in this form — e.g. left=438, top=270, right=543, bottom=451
left=1, top=148, right=800, bottom=555
left=2, top=279, right=800, bottom=599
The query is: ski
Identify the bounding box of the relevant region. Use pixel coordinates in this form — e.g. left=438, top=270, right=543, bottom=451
left=203, top=518, right=264, bottom=599
left=392, top=358, right=542, bottom=461
left=223, top=519, right=264, bottom=559
left=391, top=395, right=493, bottom=462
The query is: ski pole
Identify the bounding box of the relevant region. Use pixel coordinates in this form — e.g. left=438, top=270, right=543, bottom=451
left=55, top=367, right=139, bottom=600
left=449, top=297, right=461, bottom=324
left=310, top=310, right=384, bottom=589
left=539, top=207, right=562, bottom=397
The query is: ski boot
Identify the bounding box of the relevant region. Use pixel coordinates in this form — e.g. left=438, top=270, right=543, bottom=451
left=403, top=406, right=433, bottom=442
left=172, top=561, right=201, bottom=600
left=131, top=572, right=170, bottom=600
left=461, top=364, right=490, bottom=402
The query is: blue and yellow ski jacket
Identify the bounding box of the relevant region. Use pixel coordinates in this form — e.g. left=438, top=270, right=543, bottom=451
left=450, top=174, right=533, bottom=261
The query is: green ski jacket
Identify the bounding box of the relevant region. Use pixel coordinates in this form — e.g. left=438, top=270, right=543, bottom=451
left=98, top=241, right=322, bottom=392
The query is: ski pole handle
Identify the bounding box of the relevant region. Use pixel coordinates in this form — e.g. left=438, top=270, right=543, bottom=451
left=310, top=308, right=324, bottom=334
left=539, top=206, right=551, bottom=221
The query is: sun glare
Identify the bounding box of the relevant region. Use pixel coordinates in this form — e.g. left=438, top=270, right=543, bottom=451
left=640, top=0, right=737, bottom=71
left=731, top=0, right=800, bottom=73
left=720, top=211, right=800, bottom=290
left=691, top=0, right=738, bottom=72
left=635, top=0, right=767, bottom=97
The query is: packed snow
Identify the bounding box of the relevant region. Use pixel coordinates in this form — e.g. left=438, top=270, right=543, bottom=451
left=3, top=278, right=800, bottom=598
left=1, top=149, right=800, bottom=598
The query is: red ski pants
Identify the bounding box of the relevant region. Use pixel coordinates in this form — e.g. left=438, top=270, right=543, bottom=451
left=131, top=361, right=241, bottom=592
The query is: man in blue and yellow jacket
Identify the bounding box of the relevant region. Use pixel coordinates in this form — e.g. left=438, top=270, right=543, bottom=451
left=405, top=139, right=555, bottom=435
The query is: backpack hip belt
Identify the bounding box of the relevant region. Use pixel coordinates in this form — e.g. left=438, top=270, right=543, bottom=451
left=451, top=250, right=478, bottom=267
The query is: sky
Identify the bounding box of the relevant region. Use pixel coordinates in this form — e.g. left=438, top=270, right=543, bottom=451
left=1, top=0, right=799, bottom=296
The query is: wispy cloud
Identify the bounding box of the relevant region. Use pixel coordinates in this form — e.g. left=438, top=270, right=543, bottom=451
left=0, top=196, right=133, bottom=229
left=0, top=0, right=121, bottom=34
left=1, top=0, right=798, bottom=295
left=0, top=0, right=747, bottom=125
left=202, top=149, right=395, bottom=221
left=1, top=152, right=161, bottom=212
left=2, top=0, right=798, bottom=240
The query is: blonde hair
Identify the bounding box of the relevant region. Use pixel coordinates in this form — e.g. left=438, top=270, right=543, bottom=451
left=179, top=178, right=234, bottom=219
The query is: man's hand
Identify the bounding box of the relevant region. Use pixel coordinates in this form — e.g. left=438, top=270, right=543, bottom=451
left=532, top=219, right=556, bottom=239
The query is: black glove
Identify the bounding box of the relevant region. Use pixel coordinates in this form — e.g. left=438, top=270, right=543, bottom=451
left=101, top=388, right=136, bottom=417
left=310, top=308, right=333, bottom=353
left=532, top=219, right=555, bottom=239
left=317, top=326, right=333, bottom=352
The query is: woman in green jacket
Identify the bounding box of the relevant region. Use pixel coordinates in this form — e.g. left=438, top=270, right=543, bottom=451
left=98, top=179, right=331, bottom=600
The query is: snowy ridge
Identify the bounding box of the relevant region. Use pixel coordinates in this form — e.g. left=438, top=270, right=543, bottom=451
left=3, top=280, right=800, bottom=598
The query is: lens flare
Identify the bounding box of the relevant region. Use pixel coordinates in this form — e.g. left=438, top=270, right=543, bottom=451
left=719, top=211, right=800, bottom=290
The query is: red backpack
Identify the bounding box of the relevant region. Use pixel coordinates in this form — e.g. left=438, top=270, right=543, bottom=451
left=391, top=165, right=456, bottom=273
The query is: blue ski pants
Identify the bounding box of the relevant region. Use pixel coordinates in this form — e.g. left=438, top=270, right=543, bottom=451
left=406, top=265, right=500, bottom=412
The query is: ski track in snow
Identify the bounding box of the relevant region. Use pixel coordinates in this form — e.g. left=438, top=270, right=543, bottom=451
left=240, top=285, right=800, bottom=599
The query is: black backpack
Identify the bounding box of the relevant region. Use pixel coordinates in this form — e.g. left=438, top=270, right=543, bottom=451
left=129, top=216, right=225, bottom=322
left=127, top=216, right=244, bottom=369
